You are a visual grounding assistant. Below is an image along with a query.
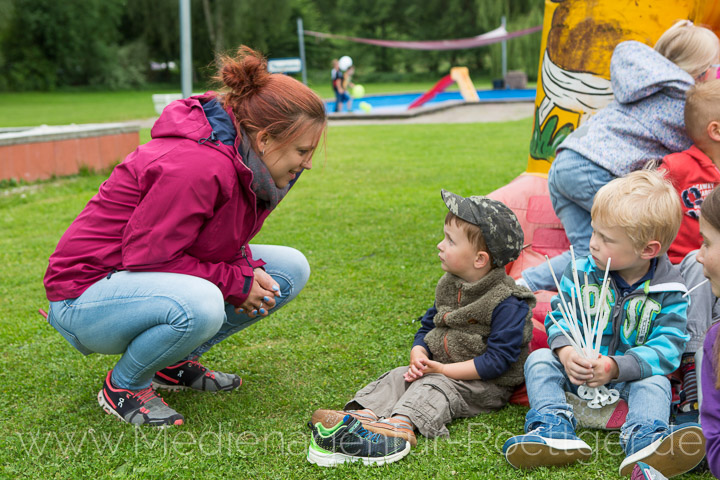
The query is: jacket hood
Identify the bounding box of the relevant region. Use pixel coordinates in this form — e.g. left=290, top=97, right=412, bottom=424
left=150, top=92, right=247, bottom=176
left=610, top=41, right=695, bottom=104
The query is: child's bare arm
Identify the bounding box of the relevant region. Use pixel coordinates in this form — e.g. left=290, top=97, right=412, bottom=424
left=414, top=357, right=481, bottom=381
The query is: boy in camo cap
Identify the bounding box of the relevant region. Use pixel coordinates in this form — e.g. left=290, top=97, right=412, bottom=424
left=308, top=190, right=535, bottom=463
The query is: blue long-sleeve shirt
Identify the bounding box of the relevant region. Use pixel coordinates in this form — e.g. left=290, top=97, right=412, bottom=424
left=412, top=297, right=529, bottom=379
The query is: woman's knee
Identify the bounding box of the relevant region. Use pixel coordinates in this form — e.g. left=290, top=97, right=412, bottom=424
left=281, top=246, right=311, bottom=291
left=174, top=279, right=225, bottom=338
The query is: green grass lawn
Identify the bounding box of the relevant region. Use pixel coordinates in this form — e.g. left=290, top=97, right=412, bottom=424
left=0, top=117, right=712, bottom=479
left=0, top=79, right=538, bottom=128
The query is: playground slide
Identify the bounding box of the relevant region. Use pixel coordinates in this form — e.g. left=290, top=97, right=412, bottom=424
left=407, top=74, right=454, bottom=109
left=450, top=67, right=480, bottom=102
left=408, top=67, right=480, bottom=110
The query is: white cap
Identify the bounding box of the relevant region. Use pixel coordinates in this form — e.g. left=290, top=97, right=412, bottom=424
left=339, top=56, right=353, bottom=71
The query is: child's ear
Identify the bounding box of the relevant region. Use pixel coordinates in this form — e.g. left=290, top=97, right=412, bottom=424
left=475, top=251, right=491, bottom=269
left=707, top=121, right=720, bottom=143
left=640, top=240, right=662, bottom=260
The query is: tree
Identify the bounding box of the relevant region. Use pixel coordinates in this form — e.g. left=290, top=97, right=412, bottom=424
left=0, top=0, right=127, bottom=90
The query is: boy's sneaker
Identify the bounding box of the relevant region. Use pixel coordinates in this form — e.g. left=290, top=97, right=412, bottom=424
left=503, top=409, right=592, bottom=469
left=566, top=391, right=628, bottom=430
left=631, top=461, right=668, bottom=480
left=311, top=408, right=379, bottom=428
left=307, top=414, right=410, bottom=467
left=97, top=371, right=184, bottom=426
left=152, top=360, right=241, bottom=392
left=366, top=417, right=417, bottom=446
left=619, top=423, right=705, bottom=476
left=311, top=409, right=417, bottom=446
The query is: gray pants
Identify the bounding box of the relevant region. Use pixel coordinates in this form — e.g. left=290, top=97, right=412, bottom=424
left=680, top=250, right=720, bottom=352
left=347, top=366, right=513, bottom=439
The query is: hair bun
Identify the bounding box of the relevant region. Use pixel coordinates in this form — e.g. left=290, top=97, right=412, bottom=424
left=219, top=46, right=270, bottom=101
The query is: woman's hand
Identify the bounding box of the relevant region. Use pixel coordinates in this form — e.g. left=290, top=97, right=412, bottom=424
left=235, top=268, right=280, bottom=317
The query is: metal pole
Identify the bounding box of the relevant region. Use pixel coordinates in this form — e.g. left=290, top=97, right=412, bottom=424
left=180, top=0, right=192, bottom=98
left=501, top=16, right=507, bottom=85
left=297, top=17, right=307, bottom=85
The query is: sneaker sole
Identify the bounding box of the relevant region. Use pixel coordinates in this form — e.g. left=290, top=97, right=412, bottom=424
left=306, top=441, right=411, bottom=467
left=505, top=438, right=592, bottom=469
left=618, top=425, right=705, bottom=476
left=97, top=390, right=182, bottom=427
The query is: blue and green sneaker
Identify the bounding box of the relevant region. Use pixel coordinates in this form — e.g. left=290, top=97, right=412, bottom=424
left=307, top=414, right=410, bottom=467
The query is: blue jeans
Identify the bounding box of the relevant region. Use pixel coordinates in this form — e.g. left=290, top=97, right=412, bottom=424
left=524, top=349, right=671, bottom=455
left=47, top=245, right=310, bottom=390
left=521, top=150, right=616, bottom=291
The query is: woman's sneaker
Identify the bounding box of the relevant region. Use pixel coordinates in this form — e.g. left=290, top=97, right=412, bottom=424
left=152, top=360, right=242, bottom=392
left=97, top=371, right=184, bottom=426
left=307, top=415, right=410, bottom=467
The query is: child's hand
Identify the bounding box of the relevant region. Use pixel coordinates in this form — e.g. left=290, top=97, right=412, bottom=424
left=405, top=346, right=430, bottom=382
left=556, top=346, right=593, bottom=385
left=416, top=358, right=445, bottom=375
left=586, top=355, right=619, bottom=387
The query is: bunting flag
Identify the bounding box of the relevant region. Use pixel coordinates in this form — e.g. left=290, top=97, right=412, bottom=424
left=304, top=25, right=542, bottom=51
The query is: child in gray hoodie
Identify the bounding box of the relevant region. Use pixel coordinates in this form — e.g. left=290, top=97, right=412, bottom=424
left=521, top=20, right=720, bottom=293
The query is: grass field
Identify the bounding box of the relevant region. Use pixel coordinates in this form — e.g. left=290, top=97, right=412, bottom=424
left=0, top=94, right=708, bottom=478
left=0, top=79, right=525, bottom=128
left=0, top=82, right=450, bottom=127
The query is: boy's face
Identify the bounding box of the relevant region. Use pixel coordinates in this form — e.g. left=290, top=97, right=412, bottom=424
left=698, top=216, right=720, bottom=296
left=589, top=220, right=648, bottom=280
left=437, top=220, right=481, bottom=282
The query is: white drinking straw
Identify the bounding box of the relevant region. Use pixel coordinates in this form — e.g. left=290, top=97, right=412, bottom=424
left=682, top=279, right=709, bottom=298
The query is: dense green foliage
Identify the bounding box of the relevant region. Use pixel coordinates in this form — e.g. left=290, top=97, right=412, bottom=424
left=0, top=0, right=543, bottom=91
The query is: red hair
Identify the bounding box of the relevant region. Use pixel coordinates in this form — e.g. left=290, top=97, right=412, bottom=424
left=214, top=46, right=326, bottom=153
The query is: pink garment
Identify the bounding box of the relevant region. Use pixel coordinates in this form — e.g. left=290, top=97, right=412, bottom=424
left=44, top=94, right=268, bottom=307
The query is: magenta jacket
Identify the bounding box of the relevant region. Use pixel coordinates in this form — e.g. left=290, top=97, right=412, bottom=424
left=44, top=94, right=274, bottom=307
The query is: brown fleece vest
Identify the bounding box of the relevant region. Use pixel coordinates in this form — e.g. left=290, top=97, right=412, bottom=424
left=423, top=268, right=536, bottom=387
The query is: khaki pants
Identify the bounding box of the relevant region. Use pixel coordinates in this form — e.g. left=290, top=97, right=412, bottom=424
left=347, top=366, right=513, bottom=438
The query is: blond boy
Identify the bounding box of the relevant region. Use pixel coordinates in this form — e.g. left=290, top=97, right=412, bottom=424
left=503, top=170, right=705, bottom=478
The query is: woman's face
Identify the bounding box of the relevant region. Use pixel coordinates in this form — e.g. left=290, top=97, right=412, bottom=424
left=698, top=216, right=720, bottom=296
left=260, top=128, right=320, bottom=189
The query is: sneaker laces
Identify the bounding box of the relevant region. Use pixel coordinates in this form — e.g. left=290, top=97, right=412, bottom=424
left=354, top=423, right=382, bottom=442
left=186, top=360, right=216, bottom=379
left=133, top=386, right=160, bottom=405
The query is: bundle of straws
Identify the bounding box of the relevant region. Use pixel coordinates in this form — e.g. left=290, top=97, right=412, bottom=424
left=546, top=247, right=619, bottom=409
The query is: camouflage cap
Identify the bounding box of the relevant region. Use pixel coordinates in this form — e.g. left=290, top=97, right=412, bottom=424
left=441, top=189, right=524, bottom=268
